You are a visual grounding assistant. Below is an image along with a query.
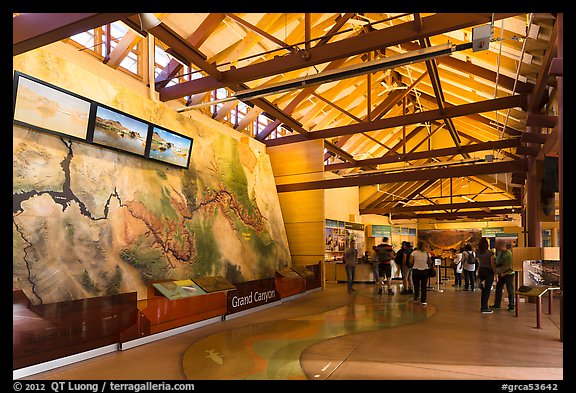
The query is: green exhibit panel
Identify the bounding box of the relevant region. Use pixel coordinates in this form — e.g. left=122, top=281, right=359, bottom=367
left=13, top=289, right=138, bottom=370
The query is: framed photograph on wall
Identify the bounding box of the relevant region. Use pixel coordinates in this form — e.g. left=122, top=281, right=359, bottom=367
left=146, top=125, right=193, bottom=169
left=90, top=104, right=150, bottom=157
left=13, top=71, right=92, bottom=141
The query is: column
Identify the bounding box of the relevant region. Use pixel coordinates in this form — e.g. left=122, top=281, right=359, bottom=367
left=526, top=124, right=542, bottom=247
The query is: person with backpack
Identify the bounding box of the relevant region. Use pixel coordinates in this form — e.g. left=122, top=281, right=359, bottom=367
left=451, top=247, right=464, bottom=288
left=397, top=242, right=413, bottom=294
left=462, top=243, right=477, bottom=291
left=372, top=237, right=395, bottom=295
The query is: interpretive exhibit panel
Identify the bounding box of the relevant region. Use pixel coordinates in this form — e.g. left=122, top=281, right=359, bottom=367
left=139, top=283, right=227, bottom=335
left=275, top=268, right=306, bottom=298
left=291, top=265, right=314, bottom=279
left=12, top=45, right=291, bottom=307
left=226, top=278, right=279, bottom=314
left=13, top=290, right=137, bottom=369
left=418, top=228, right=482, bottom=254
left=152, top=279, right=206, bottom=300
left=193, top=276, right=236, bottom=293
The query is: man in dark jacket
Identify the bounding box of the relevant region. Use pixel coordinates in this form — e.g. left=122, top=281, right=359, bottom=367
left=373, top=237, right=395, bottom=295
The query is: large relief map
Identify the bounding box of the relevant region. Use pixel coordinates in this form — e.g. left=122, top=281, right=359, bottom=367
left=13, top=125, right=291, bottom=305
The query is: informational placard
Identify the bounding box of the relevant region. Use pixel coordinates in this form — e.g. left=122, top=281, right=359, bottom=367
left=152, top=280, right=206, bottom=300
left=482, top=227, right=505, bottom=236
left=371, top=225, right=391, bottom=237
left=291, top=265, right=315, bottom=279
left=193, top=276, right=236, bottom=293
left=276, top=267, right=302, bottom=280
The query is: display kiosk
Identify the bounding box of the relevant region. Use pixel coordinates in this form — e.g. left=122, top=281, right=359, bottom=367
left=275, top=267, right=306, bottom=298
left=138, top=277, right=230, bottom=335
left=13, top=289, right=137, bottom=370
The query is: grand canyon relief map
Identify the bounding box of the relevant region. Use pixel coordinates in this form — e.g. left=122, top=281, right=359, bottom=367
left=13, top=124, right=291, bottom=305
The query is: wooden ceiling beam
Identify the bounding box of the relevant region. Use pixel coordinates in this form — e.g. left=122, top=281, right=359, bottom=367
left=159, top=13, right=519, bottom=101
left=326, top=138, right=519, bottom=171
left=391, top=208, right=518, bottom=220
left=147, top=22, right=222, bottom=78
left=225, top=14, right=295, bottom=53
left=266, top=94, right=527, bottom=146
left=324, top=71, right=427, bottom=161
left=398, top=41, right=534, bottom=93
left=155, top=13, right=225, bottom=89
left=361, top=198, right=521, bottom=214
left=14, top=13, right=135, bottom=56
left=256, top=58, right=348, bottom=140
left=104, top=29, right=142, bottom=68
left=315, top=13, right=356, bottom=47
left=365, top=178, right=437, bottom=210
left=415, top=90, right=524, bottom=136
left=528, top=21, right=558, bottom=112
left=277, top=159, right=526, bottom=192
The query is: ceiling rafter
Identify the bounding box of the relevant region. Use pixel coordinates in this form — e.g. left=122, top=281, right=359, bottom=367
left=266, top=94, right=527, bottom=146
left=277, top=159, right=526, bottom=192
left=154, top=13, right=226, bottom=89
left=158, top=13, right=520, bottom=101
left=324, top=72, right=427, bottom=161
left=104, top=29, right=142, bottom=69
left=14, top=13, right=136, bottom=56
left=361, top=198, right=521, bottom=214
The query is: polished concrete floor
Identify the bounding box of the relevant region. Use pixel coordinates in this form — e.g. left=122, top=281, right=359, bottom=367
left=23, top=281, right=562, bottom=380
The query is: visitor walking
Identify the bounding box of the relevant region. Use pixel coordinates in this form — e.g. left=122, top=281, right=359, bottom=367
left=373, top=237, right=395, bottom=295
left=491, top=239, right=515, bottom=311
left=476, top=237, right=496, bottom=313
left=462, top=244, right=477, bottom=291
left=410, top=241, right=432, bottom=307
left=344, top=239, right=358, bottom=294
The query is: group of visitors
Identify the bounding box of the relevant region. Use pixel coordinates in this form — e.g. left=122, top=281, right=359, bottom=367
left=344, top=235, right=517, bottom=313
left=451, top=238, right=516, bottom=313
left=344, top=237, right=434, bottom=307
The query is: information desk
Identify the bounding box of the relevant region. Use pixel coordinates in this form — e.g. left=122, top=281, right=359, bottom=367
left=514, top=285, right=561, bottom=329
left=335, top=263, right=375, bottom=283
left=324, top=261, right=337, bottom=281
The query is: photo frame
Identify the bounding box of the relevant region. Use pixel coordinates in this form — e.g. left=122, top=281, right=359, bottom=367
left=146, top=125, right=193, bottom=169
left=13, top=71, right=92, bottom=141
left=90, top=104, right=150, bottom=157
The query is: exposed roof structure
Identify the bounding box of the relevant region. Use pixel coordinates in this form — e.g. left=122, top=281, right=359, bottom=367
left=13, top=12, right=560, bottom=221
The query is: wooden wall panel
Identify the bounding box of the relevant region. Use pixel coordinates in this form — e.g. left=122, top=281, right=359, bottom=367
left=268, top=140, right=325, bottom=282
left=278, top=190, right=325, bottom=223
left=284, top=222, right=325, bottom=256
left=267, top=139, right=325, bottom=176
